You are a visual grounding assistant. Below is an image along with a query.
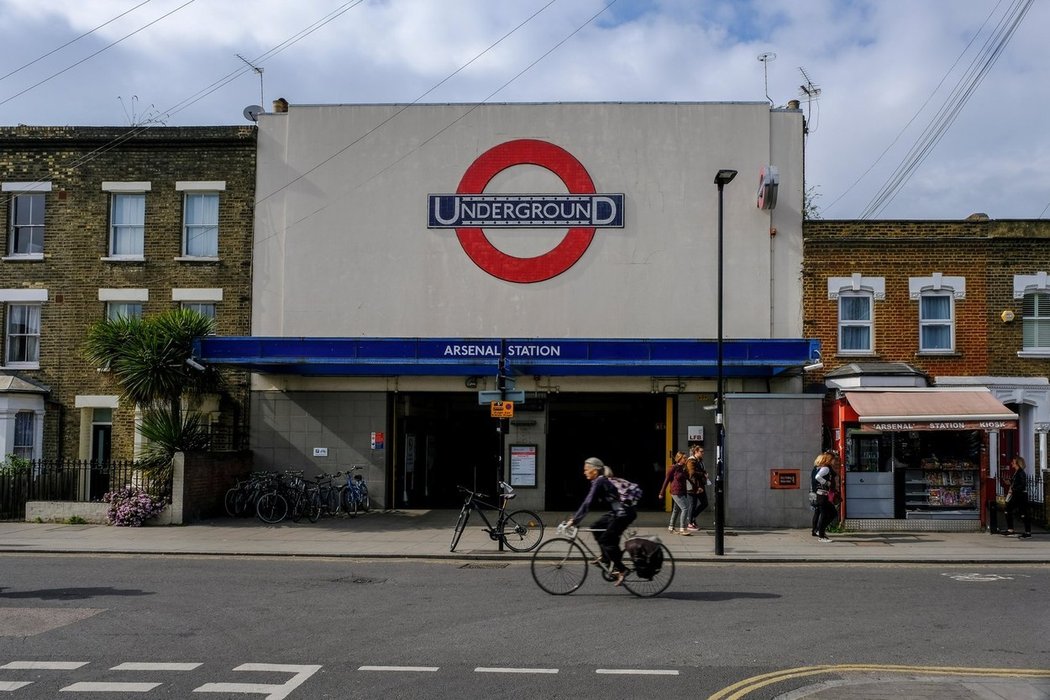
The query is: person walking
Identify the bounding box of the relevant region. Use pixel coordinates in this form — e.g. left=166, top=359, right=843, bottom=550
left=1001, top=455, right=1032, bottom=539
left=659, top=451, right=691, bottom=535
left=567, top=457, right=637, bottom=585
left=810, top=451, right=839, bottom=542
left=686, top=444, right=709, bottom=530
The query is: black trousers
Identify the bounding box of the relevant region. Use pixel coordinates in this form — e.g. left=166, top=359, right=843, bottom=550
left=1005, top=494, right=1031, bottom=534
left=593, top=507, right=637, bottom=572
left=811, top=496, right=836, bottom=536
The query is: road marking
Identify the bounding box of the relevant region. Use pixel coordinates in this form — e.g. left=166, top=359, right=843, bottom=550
left=708, top=664, right=1050, bottom=700
left=942, top=572, right=1014, bottom=581
left=474, top=667, right=559, bottom=674
left=111, top=662, right=202, bottom=671
left=597, top=669, right=679, bottom=675
left=62, top=682, right=161, bottom=692
left=0, top=661, right=88, bottom=670
left=0, top=681, right=33, bottom=691
left=358, top=666, right=439, bottom=672
left=194, top=663, right=321, bottom=700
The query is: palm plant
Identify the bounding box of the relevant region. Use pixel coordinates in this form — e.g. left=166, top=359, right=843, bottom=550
left=84, top=309, right=224, bottom=472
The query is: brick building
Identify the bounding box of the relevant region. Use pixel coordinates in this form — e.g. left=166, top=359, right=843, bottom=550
left=804, top=217, right=1049, bottom=526
left=0, top=126, right=255, bottom=463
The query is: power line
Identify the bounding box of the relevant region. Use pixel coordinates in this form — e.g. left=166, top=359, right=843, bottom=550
left=0, top=0, right=155, bottom=83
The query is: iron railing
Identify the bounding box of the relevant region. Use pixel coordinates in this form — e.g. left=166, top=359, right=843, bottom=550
left=0, top=459, right=170, bottom=521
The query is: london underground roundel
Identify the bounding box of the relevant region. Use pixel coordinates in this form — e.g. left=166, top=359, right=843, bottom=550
left=427, top=139, right=624, bottom=284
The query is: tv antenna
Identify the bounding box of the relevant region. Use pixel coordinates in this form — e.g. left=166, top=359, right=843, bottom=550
left=757, top=52, right=777, bottom=105
left=236, top=53, right=265, bottom=107
left=798, top=66, right=822, bottom=135
left=117, top=95, right=160, bottom=126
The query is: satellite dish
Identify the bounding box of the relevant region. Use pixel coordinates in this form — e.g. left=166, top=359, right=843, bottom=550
left=242, top=105, right=264, bottom=122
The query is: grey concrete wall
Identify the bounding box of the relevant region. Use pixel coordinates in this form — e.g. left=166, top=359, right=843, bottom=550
left=724, top=394, right=823, bottom=528
left=250, top=391, right=388, bottom=509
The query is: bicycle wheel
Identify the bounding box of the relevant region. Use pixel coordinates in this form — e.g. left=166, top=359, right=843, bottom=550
left=622, top=543, right=675, bottom=598
left=256, top=492, right=288, bottom=524
left=306, top=489, right=322, bottom=523
left=342, top=487, right=358, bottom=517
left=323, top=487, right=340, bottom=516
left=449, top=506, right=470, bottom=552
left=500, top=509, right=544, bottom=552
left=530, top=538, right=588, bottom=595
left=358, top=485, right=370, bottom=512
left=289, top=491, right=306, bottom=523
left=223, top=487, right=240, bottom=517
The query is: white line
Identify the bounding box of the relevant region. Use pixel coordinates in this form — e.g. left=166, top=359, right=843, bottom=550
left=0, top=662, right=88, bottom=670
left=194, top=664, right=322, bottom=700
left=0, top=681, right=33, bottom=691
left=194, top=682, right=277, bottom=693
left=111, top=662, right=202, bottom=671
left=357, top=665, right=440, bottom=672
left=474, top=667, right=559, bottom=674
left=595, top=669, right=680, bottom=675
left=61, top=682, right=161, bottom=692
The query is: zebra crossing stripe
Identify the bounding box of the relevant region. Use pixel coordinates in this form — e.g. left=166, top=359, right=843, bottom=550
left=110, top=662, right=202, bottom=671
left=0, top=681, right=33, bottom=691
left=61, top=682, right=161, bottom=692
left=0, top=662, right=88, bottom=670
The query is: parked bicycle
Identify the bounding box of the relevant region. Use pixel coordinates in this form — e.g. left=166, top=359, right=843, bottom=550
left=340, top=466, right=371, bottom=516
left=450, top=481, right=543, bottom=552
left=224, top=471, right=276, bottom=518
left=256, top=470, right=319, bottom=524
left=530, top=522, right=675, bottom=597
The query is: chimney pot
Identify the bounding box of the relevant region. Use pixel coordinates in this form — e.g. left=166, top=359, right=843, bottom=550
left=272, top=98, right=288, bottom=113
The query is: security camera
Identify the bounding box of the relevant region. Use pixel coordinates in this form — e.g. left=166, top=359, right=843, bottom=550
left=803, top=362, right=824, bottom=372
left=185, top=358, right=206, bottom=371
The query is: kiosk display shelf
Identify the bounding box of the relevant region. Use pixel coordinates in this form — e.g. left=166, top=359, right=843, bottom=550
left=905, top=460, right=978, bottom=517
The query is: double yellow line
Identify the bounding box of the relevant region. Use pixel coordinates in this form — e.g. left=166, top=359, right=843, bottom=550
left=709, top=663, right=1050, bottom=700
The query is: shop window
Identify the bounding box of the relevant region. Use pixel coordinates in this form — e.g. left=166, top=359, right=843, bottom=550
left=109, top=192, right=145, bottom=258
left=5, top=303, right=40, bottom=366
left=838, top=292, right=873, bottom=353
left=1022, top=292, right=1050, bottom=350
left=13, top=411, right=34, bottom=459
left=8, top=191, right=45, bottom=257
left=182, top=192, right=219, bottom=258
left=919, top=293, right=953, bottom=352
left=106, top=302, right=143, bottom=320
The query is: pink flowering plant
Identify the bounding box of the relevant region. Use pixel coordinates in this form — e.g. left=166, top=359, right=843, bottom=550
left=102, top=487, right=167, bottom=527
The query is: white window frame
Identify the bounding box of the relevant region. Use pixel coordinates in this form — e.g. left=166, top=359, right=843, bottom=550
left=176, top=182, right=224, bottom=260
left=99, top=288, right=148, bottom=321
left=173, top=288, right=221, bottom=324
left=4, top=182, right=51, bottom=260
left=828, top=274, right=884, bottom=356
left=103, top=183, right=150, bottom=260
left=106, top=301, right=143, bottom=320
left=13, top=410, right=35, bottom=460
left=5, top=302, right=41, bottom=367
left=910, top=274, right=964, bottom=354
left=1015, top=273, right=1050, bottom=357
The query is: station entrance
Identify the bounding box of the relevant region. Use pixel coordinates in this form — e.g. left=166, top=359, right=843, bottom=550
left=393, top=392, right=669, bottom=511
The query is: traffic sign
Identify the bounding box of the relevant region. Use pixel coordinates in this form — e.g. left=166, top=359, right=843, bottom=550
left=478, top=390, right=525, bottom=404
left=490, top=401, right=515, bottom=418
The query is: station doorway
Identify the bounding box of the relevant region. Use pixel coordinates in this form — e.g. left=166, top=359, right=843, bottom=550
left=545, top=393, right=668, bottom=512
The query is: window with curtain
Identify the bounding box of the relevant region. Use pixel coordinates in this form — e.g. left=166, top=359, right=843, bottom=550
left=9, top=192, right=45, bottom=255
left=5, top=303, right=40, bottom=365
left=106, top=302, right=143, bottom=320
left=839, top=293, right=873, bottom=353
left=183, top=192, right=219, bottom=257
left=110, top=193, right=145, bottom=257
left=181, top=301, right=216, bottom=320
left=920, top=293, right=953, bottom=351
left=1023, top=292, right=1050, bottom=351
left=14, top=411, right=34, bottom=459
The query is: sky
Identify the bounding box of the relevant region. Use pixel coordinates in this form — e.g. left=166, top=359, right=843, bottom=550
left=1, top=0, right=1047, bottom=220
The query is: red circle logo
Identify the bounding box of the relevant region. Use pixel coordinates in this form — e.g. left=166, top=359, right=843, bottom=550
left=455, top=139, right=597, bottom=283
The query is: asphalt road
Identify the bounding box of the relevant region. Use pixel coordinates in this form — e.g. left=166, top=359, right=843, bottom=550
left=1, top=555, right=1047, bottom=699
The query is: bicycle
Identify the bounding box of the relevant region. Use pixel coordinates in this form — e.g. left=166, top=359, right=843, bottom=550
left=340, top=466, right=371, bottom=516
left=530, top=522, right=675, bottom=598
left=449, top=481, right=543, bottom=553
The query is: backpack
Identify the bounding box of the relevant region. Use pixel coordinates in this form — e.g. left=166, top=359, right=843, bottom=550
left=624, top=536, right=664, bottom=580
left=609, top=477, right=643, bottom=506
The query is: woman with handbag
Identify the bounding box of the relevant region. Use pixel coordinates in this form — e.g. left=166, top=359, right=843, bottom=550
left=810, top=451, right=840, bottom=542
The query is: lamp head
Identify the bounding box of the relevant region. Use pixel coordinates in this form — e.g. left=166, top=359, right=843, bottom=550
left=714, top=169, right=738, bottom=185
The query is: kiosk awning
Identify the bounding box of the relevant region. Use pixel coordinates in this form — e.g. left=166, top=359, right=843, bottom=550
left=844, top=389, right=1017, bottom=430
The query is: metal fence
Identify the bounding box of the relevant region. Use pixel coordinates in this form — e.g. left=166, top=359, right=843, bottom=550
left=0, top=459, right=170, bottom=521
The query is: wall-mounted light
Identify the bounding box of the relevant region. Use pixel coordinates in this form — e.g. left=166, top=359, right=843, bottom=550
left=803, top=361, right=824, bottom=372
left=1001, top=310, right=1016, bottom=323
left=465, top=376, right=479, bottom=388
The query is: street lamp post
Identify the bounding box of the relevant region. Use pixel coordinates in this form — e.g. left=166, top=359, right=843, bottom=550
left=713, top=168, right=737, bottom=556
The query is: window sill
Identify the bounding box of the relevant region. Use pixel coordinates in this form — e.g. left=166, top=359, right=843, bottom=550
left=101, top=256, right=145, bottom=262
left=174, top=256, right=220, bottom=262
left=1, top=363, right=40, bottom=370
left=2, top=254, right=44, bottom=262
left=836, top=352, right=877, bottom=357
left=916, top=351, right=960, bottom=357
left=1018, top=350, right=1050, bottom=359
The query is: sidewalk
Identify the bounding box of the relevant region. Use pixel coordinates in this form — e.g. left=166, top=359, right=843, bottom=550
left=0, top=510, right=1046, bottom=562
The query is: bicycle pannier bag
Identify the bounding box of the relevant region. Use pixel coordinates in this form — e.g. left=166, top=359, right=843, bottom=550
left=624, top=536, right=663, bottom=580
left=609, top=477, right=643, bottom=506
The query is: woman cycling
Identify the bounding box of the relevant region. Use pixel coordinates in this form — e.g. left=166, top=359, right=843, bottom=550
left=567, top=457, right=637, bottom=585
